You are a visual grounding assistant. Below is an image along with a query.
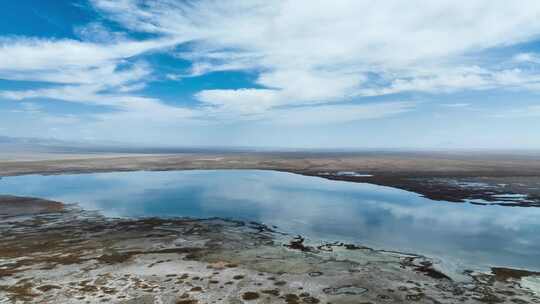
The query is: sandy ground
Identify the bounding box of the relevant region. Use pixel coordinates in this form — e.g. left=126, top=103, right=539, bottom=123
left=1, top=152, right=540, bottom=176
left=1, top=196, right=539, bottom=304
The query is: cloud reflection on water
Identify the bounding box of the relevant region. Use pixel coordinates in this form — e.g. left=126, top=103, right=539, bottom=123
left=1, top=170, right=539, bottom=272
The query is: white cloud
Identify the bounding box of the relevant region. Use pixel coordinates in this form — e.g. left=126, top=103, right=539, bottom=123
left=258, top=69, right=364, bottom=102
left=165, top=73, right=182, bottom=81
left=369, top=69, right=491, bottom=95
left=0, top=36, right=178, bottom=71
left=442, top=103, right=470, bottom=108
left=3, top=0, right=540, bottom=132
left=196, top=89, right=281, bottom=114
left=266, top=102, right=416, bottom=125
left=88, top=0, right=540, bottom=114
left=0, top=35, right=192, bottom=119
left=93, top=1, right=540, bottom=65
left=196, top=70, right=365, bottom=114
left=0, top=35, right=179, bottom=101
left=74, top=22, right=127, bottom=43
left=359, top=66, right=540, bottom=95
left=513, top=52, right=540, bottom=64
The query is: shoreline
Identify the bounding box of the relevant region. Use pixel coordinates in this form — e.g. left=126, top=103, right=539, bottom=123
left=1, top=153, right=539, bottom=207
left=1, top=195, right=539, bottom=303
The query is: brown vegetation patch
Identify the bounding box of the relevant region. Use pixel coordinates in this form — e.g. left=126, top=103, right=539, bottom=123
left=261, top=289, right=280, bottom=296
left=37, top=284, right=61, bottom=292
left=242, top=291, right=260, bottom=300
left=0, top=280, right=37, bottom=302
left=177, top=300, right=198, bottom=304
left=284, top=293, right=300, bottom=304
left=492, top=267, right=540, bottom=282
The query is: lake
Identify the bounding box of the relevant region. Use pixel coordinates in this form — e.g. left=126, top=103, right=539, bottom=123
left=1, top=169, right=539, bottom=274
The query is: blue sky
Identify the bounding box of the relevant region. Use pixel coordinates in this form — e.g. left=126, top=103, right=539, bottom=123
left=1, top=0, right=540, bottom=149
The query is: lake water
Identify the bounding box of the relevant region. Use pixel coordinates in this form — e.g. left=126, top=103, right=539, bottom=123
left=1, top=169, right=539, bottom=274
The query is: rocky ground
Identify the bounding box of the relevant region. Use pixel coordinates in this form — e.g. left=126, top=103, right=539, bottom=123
left=1, top=196, right=539, bottom=304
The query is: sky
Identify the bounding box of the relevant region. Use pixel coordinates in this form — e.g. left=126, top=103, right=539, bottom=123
left=0, top=0, right=540, bottom=149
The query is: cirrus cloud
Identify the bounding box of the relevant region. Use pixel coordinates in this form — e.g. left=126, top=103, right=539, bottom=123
left=91, top=0, right=540, bottom=113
